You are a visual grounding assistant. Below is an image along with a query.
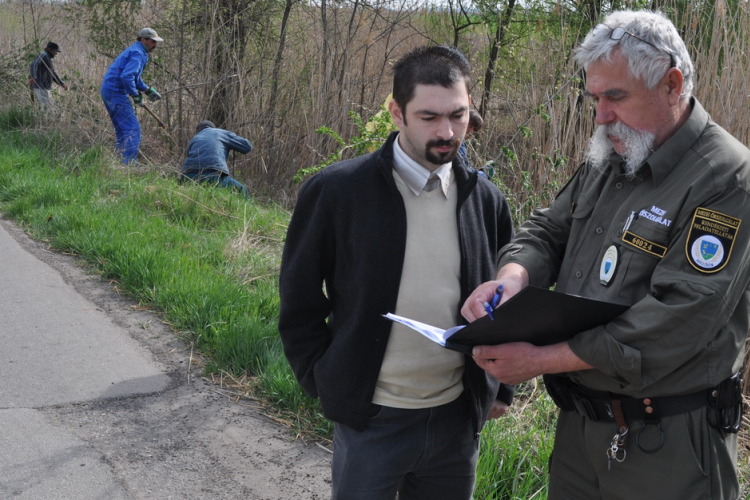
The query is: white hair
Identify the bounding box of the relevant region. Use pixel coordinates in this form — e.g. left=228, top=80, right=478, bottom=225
left=586, top=122, right=656, bottom=178
left=574, top=10, right=694, bottom=97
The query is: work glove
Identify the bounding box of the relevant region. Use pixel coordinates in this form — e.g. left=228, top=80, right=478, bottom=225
left=146, top=86, right=162, bottom=102
left=132, top=93, right=144, bottom=107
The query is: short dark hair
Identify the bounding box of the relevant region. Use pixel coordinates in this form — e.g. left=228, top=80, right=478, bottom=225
left=45, top=42, right=60, bottom=52
left=392, top=45, right=471, bottom=113
left=196, top=120, right=215, bottom=133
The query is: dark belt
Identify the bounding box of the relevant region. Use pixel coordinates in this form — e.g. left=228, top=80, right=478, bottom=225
left=544, top=374, right=711, bottom=423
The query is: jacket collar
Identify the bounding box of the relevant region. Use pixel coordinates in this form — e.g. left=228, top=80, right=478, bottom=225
left=645, top=97, right=706, bottom=187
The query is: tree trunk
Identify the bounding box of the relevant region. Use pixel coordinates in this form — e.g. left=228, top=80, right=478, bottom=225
left=479, top=0, right=517, bottom=117
left=265, top=0, right=295, bottom=172
left=208, top=0, right=250, bottom=128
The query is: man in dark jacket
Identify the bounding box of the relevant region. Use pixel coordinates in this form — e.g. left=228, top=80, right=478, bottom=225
left=279, top=45, right=514, bottom=499
left=29, top=42, right=68, bottom=110
left=181, top=120, right=252, bottom=197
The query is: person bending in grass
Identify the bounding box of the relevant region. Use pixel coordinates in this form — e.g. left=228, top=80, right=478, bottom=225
left=180, top=120, right=251, bottom=198
left=279, top=45, right=515, bottom=499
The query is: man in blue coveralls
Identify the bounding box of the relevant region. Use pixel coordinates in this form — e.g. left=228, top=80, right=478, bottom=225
left=101, top=28, right=164, bottom=164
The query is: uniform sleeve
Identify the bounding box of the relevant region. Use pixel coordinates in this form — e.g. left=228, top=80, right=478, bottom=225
left=569, top=186, right=750, bottom=391
left=278, top=173, right=335, bottom=398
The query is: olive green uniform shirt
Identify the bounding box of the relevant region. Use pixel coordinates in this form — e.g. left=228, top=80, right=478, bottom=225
left=499, top=99, right=750, bottom=397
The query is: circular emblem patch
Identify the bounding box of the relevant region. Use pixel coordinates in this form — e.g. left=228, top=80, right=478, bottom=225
left=690, top=235, right=724, bottom=270
left=685, top=207, right=740, bottom=273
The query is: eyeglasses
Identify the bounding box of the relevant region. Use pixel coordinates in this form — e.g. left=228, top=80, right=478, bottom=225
left=596, top=24, right=675, bottom=69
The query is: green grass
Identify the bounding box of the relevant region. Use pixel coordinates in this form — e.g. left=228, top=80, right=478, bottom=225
left=1, top=107, right=747, bottom=499
left=0, top=106, right=35, bottom=131
left=474, top=384, right=556, bottom=499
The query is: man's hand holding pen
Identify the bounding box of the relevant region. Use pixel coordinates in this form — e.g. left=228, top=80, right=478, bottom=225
left=461, top=263, right=530, bottom=322
left=463, top=263, right=594, bottom=384
left=483, top=284, right=504, bottom=320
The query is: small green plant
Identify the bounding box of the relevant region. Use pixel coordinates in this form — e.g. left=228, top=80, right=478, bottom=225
left=295, top=96, right=396, bottom=182
left=0, top=106, right=36, bottom=131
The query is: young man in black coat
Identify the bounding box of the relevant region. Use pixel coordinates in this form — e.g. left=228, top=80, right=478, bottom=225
left=279, top=45, right=515, bottom=499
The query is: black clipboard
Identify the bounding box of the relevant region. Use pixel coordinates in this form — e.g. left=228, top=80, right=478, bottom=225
left=444, top=286, right=629, bottom=354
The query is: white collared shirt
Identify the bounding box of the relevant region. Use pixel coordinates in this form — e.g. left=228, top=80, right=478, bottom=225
left=392, top=133, right=453, bottom=198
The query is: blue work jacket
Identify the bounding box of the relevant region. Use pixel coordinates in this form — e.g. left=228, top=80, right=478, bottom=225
left=101, top=41, right=151, bottom=96
left=181, top=128, right=253, bottom=176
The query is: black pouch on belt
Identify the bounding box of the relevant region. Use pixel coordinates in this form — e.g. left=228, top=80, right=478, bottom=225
left=708, top=372, right=744, bottom=434
left=543, top=374, right=576, bottom=412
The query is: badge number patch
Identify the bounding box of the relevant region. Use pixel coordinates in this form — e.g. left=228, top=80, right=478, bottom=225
left=686, top=208, right=741, bottom=273
left=621, top=231, right=667, bottom=258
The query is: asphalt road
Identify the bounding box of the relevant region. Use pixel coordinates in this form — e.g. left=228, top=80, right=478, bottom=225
left=0, top=217, right=331, bottom=500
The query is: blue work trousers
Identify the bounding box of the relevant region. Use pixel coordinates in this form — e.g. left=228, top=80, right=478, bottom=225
left=181, top=170, right=249, bottom=198
left=101, top=89, right=140, bottom=164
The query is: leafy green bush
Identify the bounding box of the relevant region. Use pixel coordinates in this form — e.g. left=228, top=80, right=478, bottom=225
left=295, top=96, right=397, bottom=182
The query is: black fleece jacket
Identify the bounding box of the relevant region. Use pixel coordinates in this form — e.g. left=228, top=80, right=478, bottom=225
left=279, top=132, right=515, bottom=432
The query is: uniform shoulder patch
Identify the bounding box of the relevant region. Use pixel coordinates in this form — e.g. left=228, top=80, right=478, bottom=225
left=685, top=207, right=741, bottom=273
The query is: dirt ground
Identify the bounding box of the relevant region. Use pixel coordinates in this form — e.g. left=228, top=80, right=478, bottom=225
left=3, top=219, right=332, bottom=500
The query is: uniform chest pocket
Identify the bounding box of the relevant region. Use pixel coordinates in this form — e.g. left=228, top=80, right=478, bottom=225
left=620, top=222, right=670, bottom=259
left=565, top=197, right=599, bottom=260
left=571, top=200, right=595, bottom=221
left=612, top=221, right=672, bottom=300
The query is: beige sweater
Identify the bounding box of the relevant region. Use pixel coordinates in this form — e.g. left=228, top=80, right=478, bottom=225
left=372, top=172, right=465, bottom=408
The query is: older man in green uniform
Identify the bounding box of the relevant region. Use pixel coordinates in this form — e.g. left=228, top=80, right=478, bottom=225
left=462, top=10, right=750, bottom=500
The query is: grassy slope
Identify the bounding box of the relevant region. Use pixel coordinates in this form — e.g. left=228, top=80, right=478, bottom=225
left=0, top=112, right=328, bottom=433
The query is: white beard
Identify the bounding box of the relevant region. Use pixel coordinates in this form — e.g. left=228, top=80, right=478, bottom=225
left=585, top=122, right=656, bottom=179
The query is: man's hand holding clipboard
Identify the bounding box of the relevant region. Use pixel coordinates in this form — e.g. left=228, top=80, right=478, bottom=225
left=461, top=263, right=623, bottom=385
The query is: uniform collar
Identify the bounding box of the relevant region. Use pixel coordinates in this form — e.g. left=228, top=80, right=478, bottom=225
left=642, top=97, right=706, bottom=187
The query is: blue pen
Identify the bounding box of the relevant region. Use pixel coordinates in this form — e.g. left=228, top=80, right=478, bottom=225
left=484, top=284, right=503, bottom=321
left=490, top=284, right=504, bottom=309
left=483, top=301, right=495, bottom=321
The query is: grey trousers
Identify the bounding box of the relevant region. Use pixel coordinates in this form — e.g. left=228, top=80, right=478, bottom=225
left=331, top=395, right=479, bottom=500
left=33, top=88, right=53, bottom=110
left=548, top=407, right=739, bottom=500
